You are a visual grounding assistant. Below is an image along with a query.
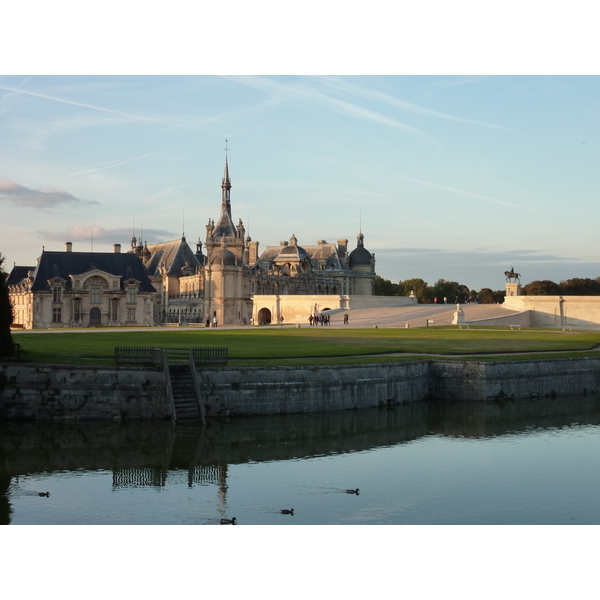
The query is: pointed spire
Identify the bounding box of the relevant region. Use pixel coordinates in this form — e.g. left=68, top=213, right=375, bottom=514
left=214, top=144, right=236, bottom=238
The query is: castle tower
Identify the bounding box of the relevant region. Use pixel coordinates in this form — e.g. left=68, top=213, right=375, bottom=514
left=206, top=155, right=246, bottom=265
left=348, top=232, right=375, bottom=295
left=204, top=152, right=253, bottom=324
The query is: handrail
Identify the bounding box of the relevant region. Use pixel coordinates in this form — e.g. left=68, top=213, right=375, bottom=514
left=189, top=348, right=207, bottom=425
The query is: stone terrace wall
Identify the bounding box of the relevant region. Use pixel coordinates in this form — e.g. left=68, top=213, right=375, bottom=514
left=504, top=295, right=600, bottom=329
left=0, top=363, right=171, bottom=421
left=429, top=357, right=600, bottom=401
left=189, top=361, right=431, bottom=416
left=2, top=357, right=600, bottom=421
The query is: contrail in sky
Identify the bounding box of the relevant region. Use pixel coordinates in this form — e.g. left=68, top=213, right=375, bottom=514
left=0, top=84, right=159, bottom=122
left=0, top=76, right=33, bottom=105
left=396, top=174, right=530, bottom=210
left=55, top=153, right=155, bottom=181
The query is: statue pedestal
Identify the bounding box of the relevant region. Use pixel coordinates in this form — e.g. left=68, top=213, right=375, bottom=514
left=452, top=305, right=467, bottom=326
left=506, top=282, right=522, bottom=297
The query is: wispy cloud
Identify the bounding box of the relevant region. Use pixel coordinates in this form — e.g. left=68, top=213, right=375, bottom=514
left=0, top=84, right=161, bottom=122
left=37, top=224, right=176, bottom=244
left=0, top=75, right=32, bottom=106
left=55, top=153, right=155, bottom=182
left=395, top=174, right=530, bottom=210
left=0, top=178, right=98, bottom=208
left=318, top=77, right=508, bottom=130
left=316, top=155, right=528, bottom=210
left=226, top=76, right=424, bottom=135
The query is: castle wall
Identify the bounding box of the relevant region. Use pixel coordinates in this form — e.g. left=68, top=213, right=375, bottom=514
left=3, top=357, right=600, bottom=421
left=504, top=295, right=600, bottom=329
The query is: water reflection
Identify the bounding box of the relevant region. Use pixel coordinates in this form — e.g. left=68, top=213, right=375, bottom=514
left=2, top=394, right=600, bottom=524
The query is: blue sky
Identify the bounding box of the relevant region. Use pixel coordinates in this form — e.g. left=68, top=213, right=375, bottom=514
left=2, top=8, right=599, bottom=292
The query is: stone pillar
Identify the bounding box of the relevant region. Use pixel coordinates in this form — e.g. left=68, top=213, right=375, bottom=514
left=506, top=282, right=522, bottom=297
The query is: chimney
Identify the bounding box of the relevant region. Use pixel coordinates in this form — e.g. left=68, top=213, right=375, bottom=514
left=249, top=240, right=259, bottom=264
left=337, top=239, right=348, bottom=256
left=113, top=243, right=121, bottom=253
left=65, top=242, right=72, bottom=252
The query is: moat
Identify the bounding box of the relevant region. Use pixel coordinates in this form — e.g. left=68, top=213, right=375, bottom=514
left=3, top=393, right=600, bottom=525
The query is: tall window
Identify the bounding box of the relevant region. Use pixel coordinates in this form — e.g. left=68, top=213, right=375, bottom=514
left=127, top=288, right=137, bottom=304
left=52, top=307, right=62, bottom=323
left=74, top=298, right=81, bottom=321
left=127, top=307, right=136, bottom=322
left=90, top=288, right=101, bottom=304
left=53, top=286, right=62, bottom=303
left=111, top=298, right=119, bottom=321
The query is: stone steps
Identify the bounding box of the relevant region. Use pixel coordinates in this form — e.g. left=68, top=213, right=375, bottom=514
left=169, top=365, right=203, bottom=422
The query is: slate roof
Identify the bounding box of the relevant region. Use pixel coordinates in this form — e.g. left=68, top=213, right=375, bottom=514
left=27, top=251, right=156, bottom=292
left=213, top=209, right=237, bottom=238
left=257, top=241, right=343, bottom=270
left=5, top=266, right=36, bottom=287
left=143, top=239, right=202, bottom=276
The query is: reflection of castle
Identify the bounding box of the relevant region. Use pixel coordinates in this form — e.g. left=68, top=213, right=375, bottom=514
left=133, top=157, right=376, bottom=325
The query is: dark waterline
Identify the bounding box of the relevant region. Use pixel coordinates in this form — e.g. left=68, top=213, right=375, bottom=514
left=3, top=394, right=600, bottom=525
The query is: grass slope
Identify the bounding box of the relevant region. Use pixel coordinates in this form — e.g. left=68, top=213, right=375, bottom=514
left=10, top=326, right=600, bottom=366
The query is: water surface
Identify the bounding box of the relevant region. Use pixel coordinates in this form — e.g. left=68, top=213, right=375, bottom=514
left=3, top=394, right=600, bottom=525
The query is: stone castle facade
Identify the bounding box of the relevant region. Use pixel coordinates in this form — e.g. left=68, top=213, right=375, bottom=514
left=7, top=158, right=376, bottom=328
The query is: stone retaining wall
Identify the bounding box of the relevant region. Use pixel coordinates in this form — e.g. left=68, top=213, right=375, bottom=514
left=2, top=357, right=600, bottom=421
left=0, top=364, right=171, bottom=421
left=196, top=361, right=430, bottom=416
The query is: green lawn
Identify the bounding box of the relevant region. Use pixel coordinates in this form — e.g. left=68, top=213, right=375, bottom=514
left=10, top=326, right=600, bottom=366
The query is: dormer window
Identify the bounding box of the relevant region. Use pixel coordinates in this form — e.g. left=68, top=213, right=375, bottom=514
left=52, top=286, right=62, bottom=303
left=90, top=288, right=101, bottom=304
left=127, top=288, right=137, bottom=304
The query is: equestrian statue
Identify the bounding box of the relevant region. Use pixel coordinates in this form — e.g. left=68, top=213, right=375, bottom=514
left=504, top=267, right=521, bottom=283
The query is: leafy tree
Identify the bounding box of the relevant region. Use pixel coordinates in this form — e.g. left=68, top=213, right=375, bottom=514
left=522, top=280, right=562, bottom=296
left=431, top=279, right=464, bottom=304
left=398, top=278, right=429, bottom=303
left=0, top=253, right=14, bottom=357
left=373, top=275, right=399, bottom=296
left=560, top=278, right=600, bottom=296
left=478, top=288, right=505, bottom=304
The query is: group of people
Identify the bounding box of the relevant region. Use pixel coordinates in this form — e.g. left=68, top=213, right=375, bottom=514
left=309, top=313, right=330, bottom=326
left=205, top=315, right=218, bottom=327
left=433, top=296, right=473, bottom=305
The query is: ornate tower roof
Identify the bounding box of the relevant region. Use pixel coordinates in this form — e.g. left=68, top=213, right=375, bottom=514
left=213, top=156, right=236, bottom=238
left=348, top=231, right=372, bottom=267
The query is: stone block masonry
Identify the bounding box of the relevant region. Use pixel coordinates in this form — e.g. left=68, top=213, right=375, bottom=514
left=2, top=356, right=600, bottom=421
left=196, top=361, right=430, bottom=416
left=0, top=364, right=171, bottom=421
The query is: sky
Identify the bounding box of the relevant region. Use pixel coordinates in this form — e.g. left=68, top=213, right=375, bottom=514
left=2, top=5, right=600, bottom=294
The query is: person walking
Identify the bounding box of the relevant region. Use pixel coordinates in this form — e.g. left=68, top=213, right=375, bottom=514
left=213, top=315, right=218, bottom=328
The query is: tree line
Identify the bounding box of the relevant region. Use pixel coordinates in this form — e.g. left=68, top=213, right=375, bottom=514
left=375, top=275, right=600, bottom=303
left=522, top=278, right=600, bottom=296
left=374, top=276, right=505, bottom=304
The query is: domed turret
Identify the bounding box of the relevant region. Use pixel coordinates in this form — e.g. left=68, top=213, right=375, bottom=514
left=348, top=232, right=372, bottom=267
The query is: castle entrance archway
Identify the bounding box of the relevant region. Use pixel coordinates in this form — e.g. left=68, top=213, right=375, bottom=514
left=257, top=308, right=271, bottom=325
left=89, top=307, right=101, bottom=326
